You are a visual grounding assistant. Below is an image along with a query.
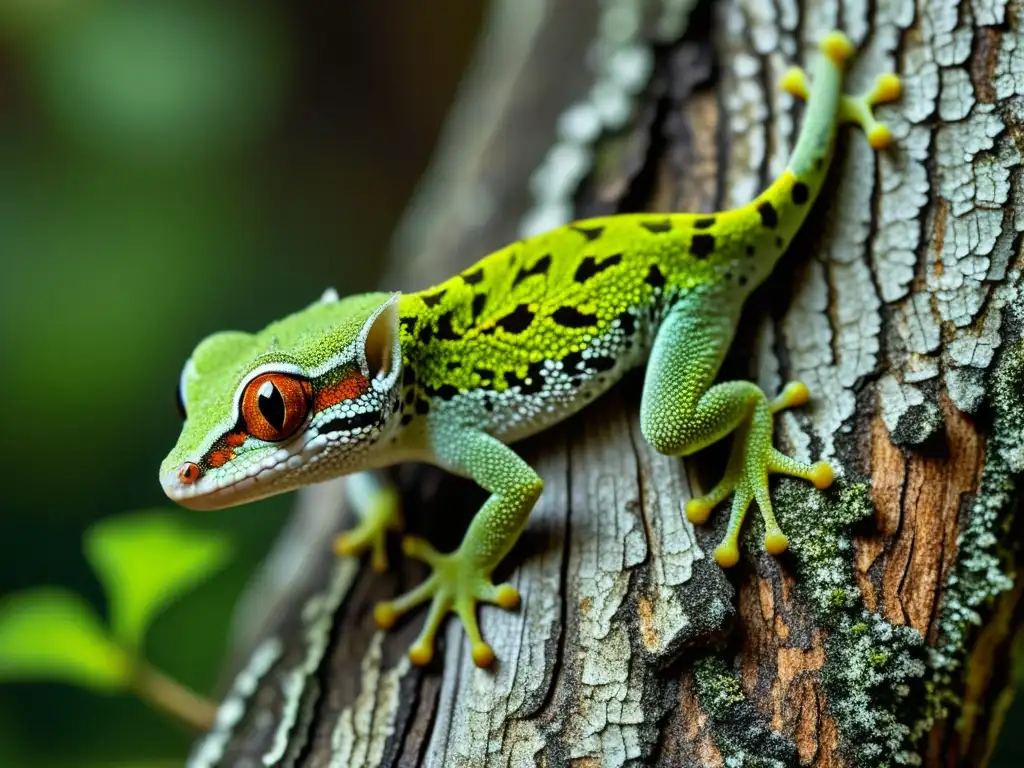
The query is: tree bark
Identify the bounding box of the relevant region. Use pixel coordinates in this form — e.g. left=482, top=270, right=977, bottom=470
left=190, top=0, right=1024, bottom=766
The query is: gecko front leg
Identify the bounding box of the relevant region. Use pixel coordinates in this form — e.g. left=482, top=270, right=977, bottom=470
left=373, top=422, right=539, bottom=667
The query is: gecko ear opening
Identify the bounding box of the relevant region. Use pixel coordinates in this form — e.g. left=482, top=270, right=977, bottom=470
left=361, top=294, right=402, bottom=385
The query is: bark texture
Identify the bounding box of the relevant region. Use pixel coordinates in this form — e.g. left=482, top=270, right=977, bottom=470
left=191, top=0, right=1024, bottom=765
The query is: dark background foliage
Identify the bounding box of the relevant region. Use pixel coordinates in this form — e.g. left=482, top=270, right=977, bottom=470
left=0, top=2, right=481, bottom=764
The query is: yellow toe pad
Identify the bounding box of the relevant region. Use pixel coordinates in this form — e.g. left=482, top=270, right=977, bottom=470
left=764, top=532, right=789, bottom=555
left=821, top=31, right=854, bottom=65
left=472, top=642, right=495, bottom=668
left=809, top=462, right=834, bottom=490
left=686, top=498, right=713, bottom=525
left=714, top=543, right=740, bottom=568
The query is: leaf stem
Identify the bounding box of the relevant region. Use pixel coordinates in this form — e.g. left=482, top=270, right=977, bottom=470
left=131, top=661, right=218, bottom=732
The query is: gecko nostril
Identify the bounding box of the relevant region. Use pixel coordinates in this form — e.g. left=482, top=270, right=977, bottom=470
left=178, top=462, right=201, bottom=485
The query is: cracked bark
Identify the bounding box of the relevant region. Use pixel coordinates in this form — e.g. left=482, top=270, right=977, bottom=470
left=190, top=1, right=1024, bottom=766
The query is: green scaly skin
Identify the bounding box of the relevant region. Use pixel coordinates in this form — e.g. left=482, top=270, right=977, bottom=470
left=161, top=33, right=900, bottom=668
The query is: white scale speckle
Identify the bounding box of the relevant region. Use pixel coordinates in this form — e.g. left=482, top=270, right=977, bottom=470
left=436, top=311, right=650, bottom=444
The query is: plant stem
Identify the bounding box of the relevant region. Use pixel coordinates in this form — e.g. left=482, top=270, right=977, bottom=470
left=132, top=661, right=218, bottom=732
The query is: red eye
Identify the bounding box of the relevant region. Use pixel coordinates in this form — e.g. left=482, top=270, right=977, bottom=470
left=241, top=373, right=311, bottom=442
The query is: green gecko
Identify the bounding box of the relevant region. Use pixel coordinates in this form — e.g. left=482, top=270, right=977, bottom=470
left=161, top=32, right=900, bottom=668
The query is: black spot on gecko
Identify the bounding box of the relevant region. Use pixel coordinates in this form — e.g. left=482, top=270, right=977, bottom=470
left=421, top=290, right=446, bottom=307
left=513, top=254, right=552, bottom=287
left=571, top=225, right=605, bottom=241
left=617, top=311, right=636, bottom=336
left=792, top=181, right=809, bottom=204
left=505, top=365, right=545, bottom=395
left=775, top=236, right=784, bottom=247
left=641, top=219, right=672, bottom=234
left=745, top=245, right=755, bottom=257
left=415, top=398, right=430, bottom=415
left=574, top=253, right=622, bottom=282
left=400, top=316, right=417, bottom=334
left=562, top=350, right=585, bottom=370
left=403, top=367, right=416, bottom=386
left=433, top=384, right=459, bottom=401
left=461, top=267, right=484, bottom=285
left=446, top=361, right=460, bottom=371
left=486, top=303, right=534, bottom=334
left=738, top=275, right=749, bottom=286
left=400, top=414, right=413, bottom=426
left=321, top=410, right=382, bottom=434
left=471, top=293, right=487, bottom=321
left=484, top=400, right=494, bottom=412
left=694, top=217, right=716, bottom=229
left=589, top=357, right=615, bottom=372
left=644, top=264, right=666, bottom=288
left=418, top=325, right=433, bottom=343
left=474, top=367, right=494, bottom=380
left=551, top=307, right=598, bottom=328
left=690, top=234, right=715, bottom=258
left=758, top=201, right=778, bottom=228
left=404, top=389, right=415, bottom=405
left=435, top=311, right=461, bottom=341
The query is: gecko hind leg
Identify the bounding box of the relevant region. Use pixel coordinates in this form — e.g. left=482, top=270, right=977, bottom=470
left=641, top=302, right=834, bottom=568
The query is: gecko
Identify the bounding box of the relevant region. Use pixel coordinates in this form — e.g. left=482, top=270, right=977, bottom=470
left=161, top=32, right=900, bottom=668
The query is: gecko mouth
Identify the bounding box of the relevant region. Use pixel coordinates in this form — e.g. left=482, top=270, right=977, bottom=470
left=160, top=420, right=375, bottom=510
left=161, top=406, right=389, bottom=511
left=161, top=455, right=294, bottom=510
left=160, top=438, right=321, bottom=511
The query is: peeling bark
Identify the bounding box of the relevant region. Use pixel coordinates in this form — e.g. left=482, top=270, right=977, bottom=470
left=191, top=0, right=1024, bottom=766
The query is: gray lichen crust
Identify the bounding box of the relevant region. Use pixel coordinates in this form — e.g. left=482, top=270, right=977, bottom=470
left=917, top=308, right=1023, bottom=737
left=777, top=483, right=926, bottom=766
left=692, top=655, right=799, bottom=767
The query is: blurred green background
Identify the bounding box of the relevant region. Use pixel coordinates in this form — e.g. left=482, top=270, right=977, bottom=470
left=0, top=1, right=482, bottom=765
left=2, top=2, right=1023, bottom=766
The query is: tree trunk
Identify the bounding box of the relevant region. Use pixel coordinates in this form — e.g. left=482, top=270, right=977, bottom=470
left=189, top=0, right=1024, bottom=765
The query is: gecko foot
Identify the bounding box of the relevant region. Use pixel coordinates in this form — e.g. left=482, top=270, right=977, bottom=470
left=685, top=381, right=833, bottom=567
left=373, top=536, right=520, bottom=667
left=782, top=31, right=901, bottom=150
left=839, top=71, right=901, bottom=149
left=334, top=485, right=402, bottom=573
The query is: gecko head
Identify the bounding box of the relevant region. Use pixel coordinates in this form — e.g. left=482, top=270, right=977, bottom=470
left=160, top=290, right=404, bottom=510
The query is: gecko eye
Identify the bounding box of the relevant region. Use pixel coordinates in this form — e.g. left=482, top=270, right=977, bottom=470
left=241, top=373, right=311, bottom=442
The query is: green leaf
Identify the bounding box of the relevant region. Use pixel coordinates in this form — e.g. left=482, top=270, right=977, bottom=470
left=0, top=588, right=131, bottom=692
left=84, top=510, right=233, bottom=651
